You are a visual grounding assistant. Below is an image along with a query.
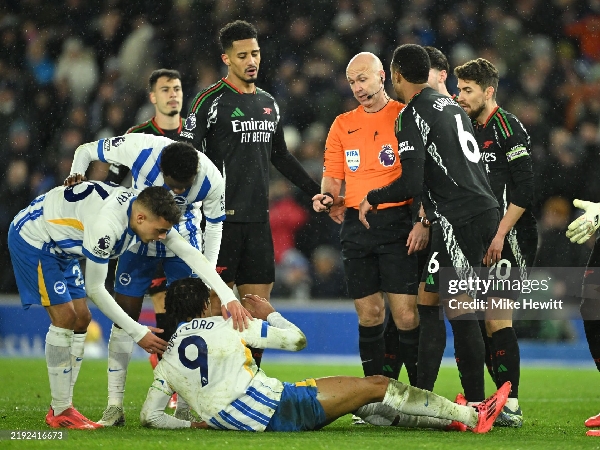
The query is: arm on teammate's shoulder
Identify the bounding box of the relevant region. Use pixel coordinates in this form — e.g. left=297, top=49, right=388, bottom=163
left=242, top=294, right=307, bottom=352
left=140, top=378, right=192, bottom=429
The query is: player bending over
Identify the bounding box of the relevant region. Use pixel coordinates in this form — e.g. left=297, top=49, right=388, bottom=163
left=140, top=277, right=510, bottom=433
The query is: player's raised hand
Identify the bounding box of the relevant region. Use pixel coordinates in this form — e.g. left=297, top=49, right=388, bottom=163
left=138, top=327, right=168, bottom=355
left=64, top=173, right=87, bottom=186
left=243, top=294, right=275, bottom=320
left=222, top=301, right=253, bottom=332
left=566, top=199, right=600, bottom=244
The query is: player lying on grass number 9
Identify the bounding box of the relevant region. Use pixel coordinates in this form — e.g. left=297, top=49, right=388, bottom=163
left=140, top=277, right=510, bottom=433
left=7, top=183, right=251, bottom=430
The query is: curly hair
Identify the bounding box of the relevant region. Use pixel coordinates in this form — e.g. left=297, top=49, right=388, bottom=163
left=219, top=20, right=258, bottom=53
left=391, top=44, right=430, bottom=84
left=424, top=46, right=449, bottom=73
left=165, top=277, right=210, bottom=323
left=454, top=58, right=499, bottom=99
left=136, top=186, right=181, bottom=224
left=160, top=142, right=199, bottom=182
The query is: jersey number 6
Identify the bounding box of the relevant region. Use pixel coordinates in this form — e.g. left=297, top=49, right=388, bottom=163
left=454, top=114, right=480, bottom=163
left=178, top=335, right=209, bottom=387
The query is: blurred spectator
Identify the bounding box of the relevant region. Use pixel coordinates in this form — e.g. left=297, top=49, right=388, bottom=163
left=54, top=37, right=99, bottom=104
left=118, top=15, right=155, bottom=88
left=310, top=245, right=346, bottom=299
left=272, top=249, right=311, bottom=300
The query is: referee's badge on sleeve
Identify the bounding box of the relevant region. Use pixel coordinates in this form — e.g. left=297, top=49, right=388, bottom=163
left=345, top=149, right=360, bottom=172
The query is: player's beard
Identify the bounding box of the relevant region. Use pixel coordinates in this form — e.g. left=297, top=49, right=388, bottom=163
left=167, top=109, right=180, bottom=117
left=466, top=101, right=486, bottom=120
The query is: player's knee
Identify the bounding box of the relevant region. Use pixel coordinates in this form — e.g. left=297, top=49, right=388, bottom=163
left=355, top=302, right=385, bottom=325
left=74, top=308, right=92, bottom=331
left=365, top=375, right=390, bottom=390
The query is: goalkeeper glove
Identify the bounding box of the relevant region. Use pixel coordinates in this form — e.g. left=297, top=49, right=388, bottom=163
left=566, top=199, right=600, bottom=244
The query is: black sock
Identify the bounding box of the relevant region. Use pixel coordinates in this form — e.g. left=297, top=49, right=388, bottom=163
left=358, top=323, right=385, bottom=376
left=383, top=318, right=401, bottom=379
left=583, top=320, right=600, bottom=371
left=491, top=327, right=520, bottom=397
left=450, top=314, right=485, bottom=402
left=397, top=326, right=419, bottom=385
left=479, top=319, right=496, bottom=384
left=416, top=304, right=446, bottom=391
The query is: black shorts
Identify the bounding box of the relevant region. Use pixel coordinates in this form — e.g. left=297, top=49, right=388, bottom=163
left=146, top=262, right=167, bottom=296
left=422, top=208, right=500, bottom=298
left=217, top=221, right=275, bottom=285
left=484, top=224, right=538, bottom=300
left=340, top=207, right=418, bottom=299
left=583, top=235, right=600, bottom=300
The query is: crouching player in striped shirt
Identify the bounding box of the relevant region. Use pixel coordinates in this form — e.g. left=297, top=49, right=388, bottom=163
left=140, top=277, right=510, bottom=433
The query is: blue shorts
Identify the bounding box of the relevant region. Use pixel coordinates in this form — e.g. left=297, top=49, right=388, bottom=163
left=265, top=379, right=327, bottom=432
left=114, top=251, right=197, bottom=297
left=8, top=225, right=87, bottom=309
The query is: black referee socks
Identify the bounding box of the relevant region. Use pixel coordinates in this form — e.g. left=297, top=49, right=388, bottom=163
left=359, top=323, right=385, bottom=376
left=397, top=326, right=420, bottom=385
left=416, top=304, right=446, bottom=391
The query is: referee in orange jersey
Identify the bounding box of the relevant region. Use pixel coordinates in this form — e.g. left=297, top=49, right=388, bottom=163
left=313, top=53, right=429, bottom=393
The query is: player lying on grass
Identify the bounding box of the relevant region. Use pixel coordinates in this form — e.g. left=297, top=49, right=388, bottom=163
left=140, top=277, right=510, bottom=433
left=8, top=184, right=250, bottom=430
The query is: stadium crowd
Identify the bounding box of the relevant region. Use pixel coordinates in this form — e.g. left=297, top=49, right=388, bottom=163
left=1, top=0, right=599, bottom=308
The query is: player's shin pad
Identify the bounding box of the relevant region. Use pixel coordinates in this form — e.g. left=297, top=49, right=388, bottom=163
left=382, top=379, right=477, bottom=427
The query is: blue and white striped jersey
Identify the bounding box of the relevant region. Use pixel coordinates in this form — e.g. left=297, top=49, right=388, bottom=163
left=70, top=134, right=225, bottom=259
left=142, top=313, right=306, bottom=431
left=12, top=182, right=138, bottom=264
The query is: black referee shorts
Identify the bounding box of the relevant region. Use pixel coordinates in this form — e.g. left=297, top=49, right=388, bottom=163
left=340, top=206, right=418, bottom=299
left=422, top=208, right=500, bottom=297
left=216, top=221, right=275, bottom=286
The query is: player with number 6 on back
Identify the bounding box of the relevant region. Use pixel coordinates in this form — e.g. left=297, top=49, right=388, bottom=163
left=357, top=44, right=500, bottom=408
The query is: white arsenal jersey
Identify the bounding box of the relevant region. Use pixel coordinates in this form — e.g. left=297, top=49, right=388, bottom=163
left=12, top=182, right=138, bottom=264
left=70, top=134, right=225, bottom=259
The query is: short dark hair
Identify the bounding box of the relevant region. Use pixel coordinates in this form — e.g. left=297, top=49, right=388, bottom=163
left=148, top=69, right=181, bottom=92
left=454, top=58, right=499, bottom=99
left=160, top=142, right=199, bottom=182
left=218, top=20, right=258, bottom=53
left=136, top=186, right=181, bottom=224
left=424, top=46, right=449, bottom=73
left=165, top=277, right=210, bottom=324
left=391, top=44, right=430, bottom=84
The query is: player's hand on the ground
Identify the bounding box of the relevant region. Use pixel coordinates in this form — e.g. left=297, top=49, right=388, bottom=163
left=483, top=233, right=504, bottom=266
left=312, top=193, right=334, bottom=212
left=63, top=173, right=86, bottom=186
left=243, top=294, right=275, bottom=320
left=328, top=201, right=347, bottom=224
left=566, top=199, right=600, bottom=244
left=407, top=222, right=429, bottom=254
left=358, top=196, right=374, bottom=229
left=222, top=301, right=253, bottom=332
left=137, top=327, right=168, bottom=355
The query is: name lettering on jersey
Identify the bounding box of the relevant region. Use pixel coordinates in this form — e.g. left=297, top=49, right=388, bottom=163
left=432, top=97, right=459, bottom=111
left=345, top=149, right=360, bottom=172
left=506, top=145, right=528, bottom=162
left=180, top=131, right=194, bottom=139
left=185, top=114, right=197, bottom=131
left=92, top=235, right=111, bottom=258
left=187, top=319, right=214, bottom=331
left=111, top=137, right=125, bottom=147
left=378, top=144, right=396, bottom=167
left=116, top=191, right=135, bottom=206
left=398, top=140, right=415, bottom=154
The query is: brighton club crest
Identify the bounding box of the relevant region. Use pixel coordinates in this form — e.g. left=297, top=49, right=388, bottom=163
left=378, top=144, right=396, bottom=167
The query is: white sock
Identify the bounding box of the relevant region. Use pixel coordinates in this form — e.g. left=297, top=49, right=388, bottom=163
left=46, top=325, right=74, bottom=416
left=69, top=332, right=86, bottom=405
left=107, top=325, right=134, bottom=407
left=505, top=397, right=519, bottom=411
left=356, top=403, right=452, bottom=428
left=382, top=379, right=478, bottom=428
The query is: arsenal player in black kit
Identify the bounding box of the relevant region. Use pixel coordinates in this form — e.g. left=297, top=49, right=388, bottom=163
left=180, top=21, right=320, bottom=367
left=455, top=58, right=538, bottom=428
left=358, top=44, right=500, bottom=409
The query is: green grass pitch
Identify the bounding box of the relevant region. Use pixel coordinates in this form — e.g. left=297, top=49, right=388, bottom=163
left=1, top=359, right=599, bottom=449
